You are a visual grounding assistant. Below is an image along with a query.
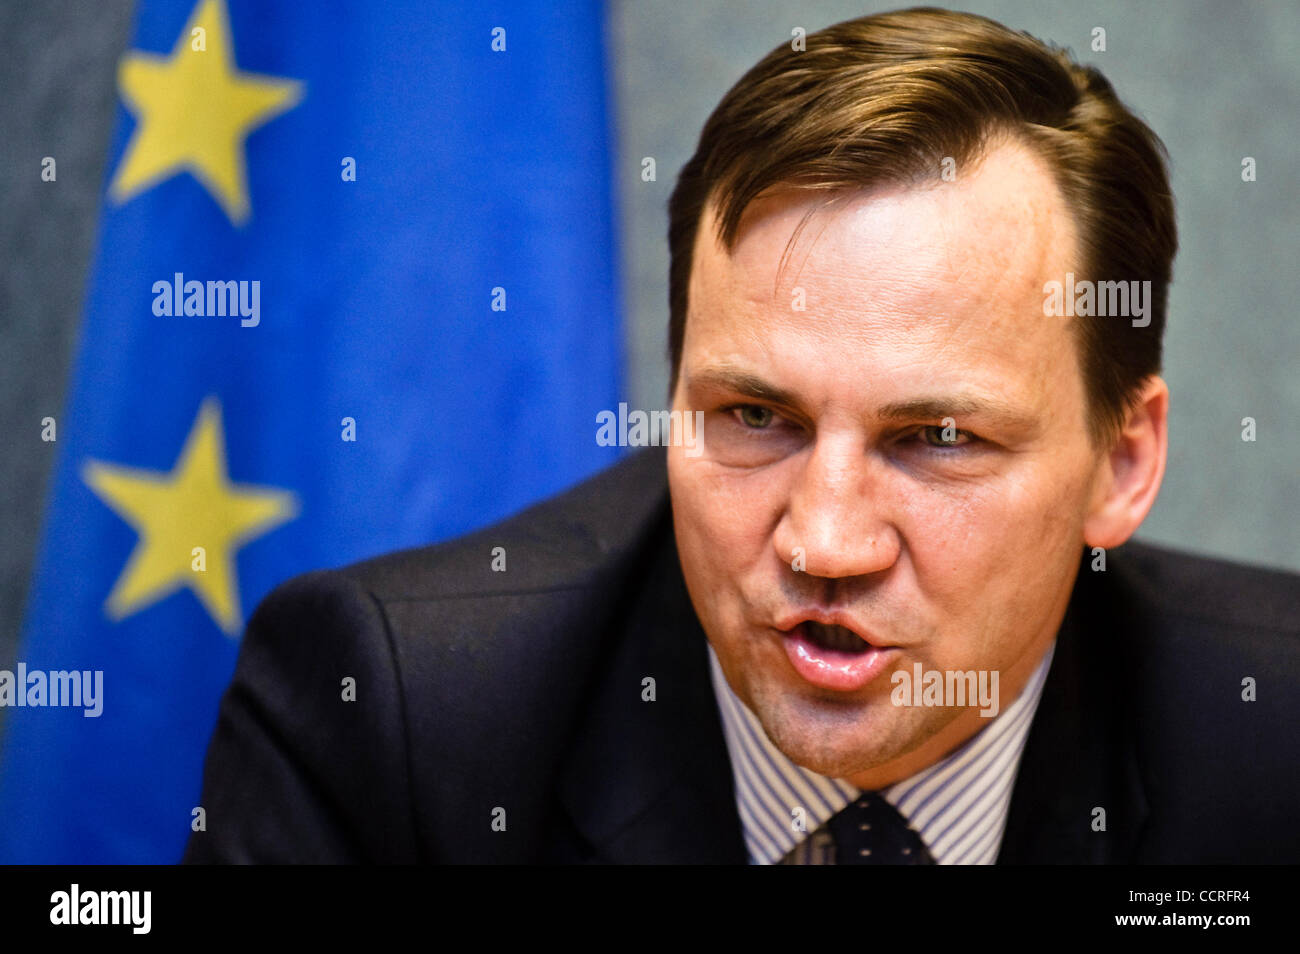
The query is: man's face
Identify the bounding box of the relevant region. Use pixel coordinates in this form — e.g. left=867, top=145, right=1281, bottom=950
left=668, top=137, right=1109, bottom=787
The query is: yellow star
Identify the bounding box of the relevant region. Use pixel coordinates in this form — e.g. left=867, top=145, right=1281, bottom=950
left=108, top=0, right=303, bottom=225
left=82, top=397, right=298, bottom=636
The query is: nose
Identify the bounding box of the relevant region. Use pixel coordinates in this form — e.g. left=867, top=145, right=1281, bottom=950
left=772, top=435, right=901, bottom=579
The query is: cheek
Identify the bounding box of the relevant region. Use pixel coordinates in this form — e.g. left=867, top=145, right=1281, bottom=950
left=671, top=456, right=788, bottom=546
left=900, top=454, right=1093, bottom=661
left=669, top=456, right=791, bottom=604
left=907, top=448, right=1092, bottom=565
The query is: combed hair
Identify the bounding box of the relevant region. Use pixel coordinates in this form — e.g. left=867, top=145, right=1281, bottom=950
left=668, top=7, right=1177, bottom=444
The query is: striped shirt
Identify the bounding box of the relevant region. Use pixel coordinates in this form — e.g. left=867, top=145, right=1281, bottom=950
left=706, top=641, right=1056, bottom=864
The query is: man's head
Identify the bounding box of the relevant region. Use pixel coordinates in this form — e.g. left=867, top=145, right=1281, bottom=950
left=665, top=8, right=1176, bottom=787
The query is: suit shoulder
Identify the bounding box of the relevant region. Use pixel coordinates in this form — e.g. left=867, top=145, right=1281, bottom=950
left=1091, top=542, right=1300, bottom=857
left=1112, top=539, right=1300, bottom=640
left=1098, top=539, right=1299, bottom=788
left=333, top=448, right=668, bottom=602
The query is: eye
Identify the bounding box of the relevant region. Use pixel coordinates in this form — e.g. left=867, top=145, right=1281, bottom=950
left=733, top=405, right=775, bottom=429
left=917, top=424, right=973, bottom=448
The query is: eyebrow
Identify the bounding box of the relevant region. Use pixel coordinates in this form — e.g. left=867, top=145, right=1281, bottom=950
left=876, top=397, right=1031, bottom=426
left=686, top=367, right=800, bottom=407
left=685, top=366, right=1037, bottom=430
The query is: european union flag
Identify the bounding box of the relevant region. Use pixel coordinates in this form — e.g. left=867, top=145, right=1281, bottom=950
left=0, top=0, right=623, bottom=863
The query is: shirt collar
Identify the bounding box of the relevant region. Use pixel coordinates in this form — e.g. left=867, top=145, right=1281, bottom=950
left=707, top=641, right=1056, bottom=864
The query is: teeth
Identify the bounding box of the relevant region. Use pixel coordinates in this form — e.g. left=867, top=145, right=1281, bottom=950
left=805, top=621, right=868, bottom=653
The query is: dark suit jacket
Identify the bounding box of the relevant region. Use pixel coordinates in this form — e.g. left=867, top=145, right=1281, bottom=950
left=183, top=448, right=1300, bottom=863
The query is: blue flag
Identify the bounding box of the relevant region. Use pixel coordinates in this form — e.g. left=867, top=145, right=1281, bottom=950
left=0, top=0, right=623, bottom=863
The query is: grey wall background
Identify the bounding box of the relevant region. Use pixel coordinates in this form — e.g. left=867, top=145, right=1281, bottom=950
left=608, top=0, right=1299, bottom=566
left=2, top=0, right=1297, bottom=684
left=0, top=0, right=139, bottom=716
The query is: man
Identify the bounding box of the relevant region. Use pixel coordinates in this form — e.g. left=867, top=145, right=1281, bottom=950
left=184, top=8, right=1299, bottom=864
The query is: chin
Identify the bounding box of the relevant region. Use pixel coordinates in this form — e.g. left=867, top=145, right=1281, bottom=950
left=754, top=678, right=889, bottom=762
left=749, top=672, right=958, bottom=779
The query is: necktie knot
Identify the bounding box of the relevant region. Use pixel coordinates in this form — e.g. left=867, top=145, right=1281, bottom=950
left=826, top=793, right=934, bottom=865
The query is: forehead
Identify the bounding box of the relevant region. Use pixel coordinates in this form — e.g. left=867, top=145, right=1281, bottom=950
left=684, top=137, right=1082, bottom=402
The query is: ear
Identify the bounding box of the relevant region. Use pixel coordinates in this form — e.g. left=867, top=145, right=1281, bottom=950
left=1083, top=376, right=1169, bottom=550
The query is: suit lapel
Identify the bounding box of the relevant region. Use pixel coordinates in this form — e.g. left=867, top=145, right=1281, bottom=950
left=555, top=508, right=747, bottom=863
left=998, top=558, right=1149, bottom=863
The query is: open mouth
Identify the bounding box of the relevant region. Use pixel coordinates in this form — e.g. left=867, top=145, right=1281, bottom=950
left=778, top=618, right=896, bottom=692
left=796, top=620, right=872, bottom=654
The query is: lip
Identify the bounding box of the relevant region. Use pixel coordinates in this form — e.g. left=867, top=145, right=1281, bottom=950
left=774, top=612, right=899, bottom=692
left=773, top=609, right=888, bottom=647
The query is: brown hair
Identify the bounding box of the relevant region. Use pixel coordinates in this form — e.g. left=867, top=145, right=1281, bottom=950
left=667, top=7, right=1177, bottom=444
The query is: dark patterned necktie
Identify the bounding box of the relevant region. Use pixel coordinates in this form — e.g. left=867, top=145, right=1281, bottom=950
left=827, top=792, right=935, bottom=865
